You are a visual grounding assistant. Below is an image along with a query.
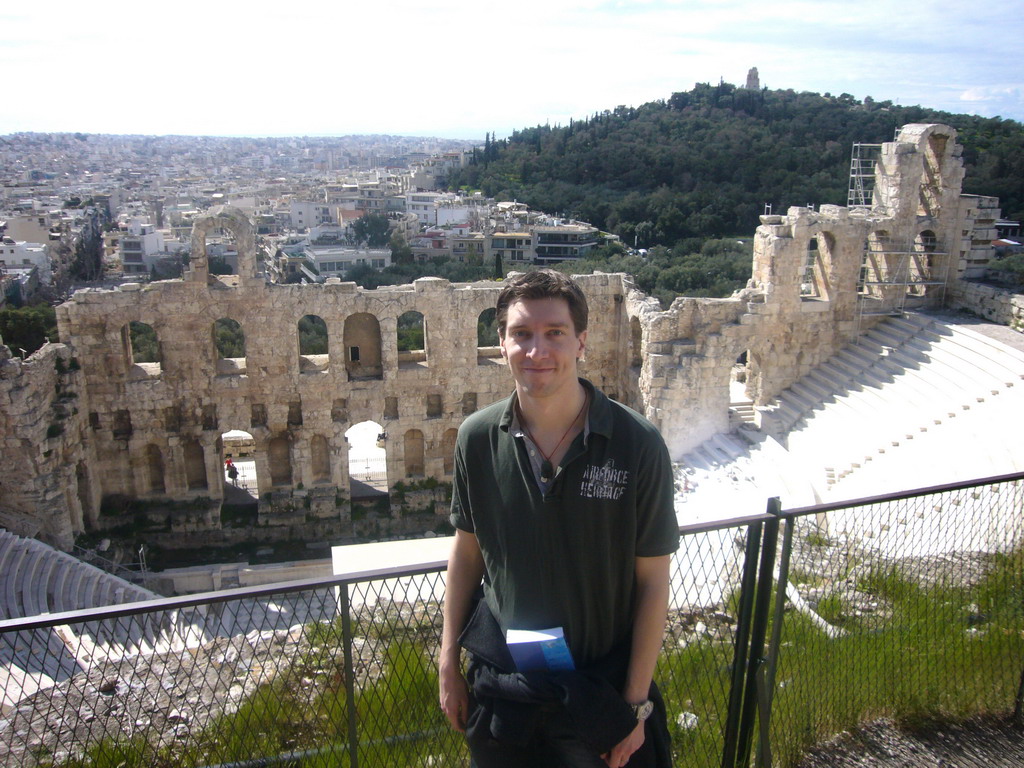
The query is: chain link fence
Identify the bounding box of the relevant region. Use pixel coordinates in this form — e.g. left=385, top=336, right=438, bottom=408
left=1, top=472, right=1021, bottom=767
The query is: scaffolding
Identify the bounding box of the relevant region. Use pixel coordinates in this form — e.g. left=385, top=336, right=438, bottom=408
left=848, top=143, right=882, bottom=209
left=856, top=232, right=950, bottom=332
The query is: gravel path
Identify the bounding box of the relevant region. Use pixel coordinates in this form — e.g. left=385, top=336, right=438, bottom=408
left=796, top=714, right=1024, bottom=768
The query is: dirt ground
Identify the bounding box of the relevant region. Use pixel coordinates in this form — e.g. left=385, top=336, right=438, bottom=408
left=796, top=714, right=1024, bottom=768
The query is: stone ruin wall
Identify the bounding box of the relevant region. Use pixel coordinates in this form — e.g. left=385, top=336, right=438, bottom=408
left=0, top=123, right=1005, bottom=551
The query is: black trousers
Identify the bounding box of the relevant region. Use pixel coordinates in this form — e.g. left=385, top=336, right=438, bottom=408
left=466, top=701, right=613, bottom=768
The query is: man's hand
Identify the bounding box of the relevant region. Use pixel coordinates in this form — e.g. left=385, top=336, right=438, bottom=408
left=439, top=530, right=484, bottom=732
left=438, top=660, right=470, bottom=731
left=602, top=719, right=645, bottom=767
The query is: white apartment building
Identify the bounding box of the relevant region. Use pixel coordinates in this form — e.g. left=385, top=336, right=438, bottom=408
left=119, top=220, right=166, bottom=276
left=488, top=232, right=533, bottom=265
left=451, top=233, right=486, bottom=263
left=406, top=192, right=443, bottom=225
left=532, top=222, right=599, bottom=264
left=0, top=236, right=49, bottom=286
left=304, top=246, right=390, bottom=279
left=324, top=173, right=404, bottom=215
left=405, top=192, right=490, bottom=228
left=409, top=151, right=468, bottom=190
left=290, top=201, right=334, bottom=230
left=0, top=237, right=50, bottom=283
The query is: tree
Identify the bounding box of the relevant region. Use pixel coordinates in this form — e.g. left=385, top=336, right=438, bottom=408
left=298, top=315, right=328, bottom=354
left=389, top=231, right=413, bottom=264
left=351, top=213, right=391, bottom=248
left=208, top=256, right=233, bottom=275
left=477, top=308, right=498, bottom=347
left=0, top=305, right=58, bottom=355
left=69, top=211, right=105, bottom=281
left=446, top=83, right=1024, bottom=250
left=214, top=319, right=245, bottom=358
left=129, top=322, right=159, bottom=362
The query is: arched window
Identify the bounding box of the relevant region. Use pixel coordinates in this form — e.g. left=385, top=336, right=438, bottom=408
left=298, top=314, right=329, bottom=373
left=145, top=444, right=166, bottom=494
left=917, top=131, right=949, bottom=218
left=800, top=238, right=820, bottom=297
left=343, top=313, right=382, bottom=380
left=310, top=434, right=331, bottom=485
left=861, top=231, right=890, bottom=298
left=184, top=440, right=207, bottom=491
left=213, top=318, right=246, bottom=375
left=442, top=429, right=458, bottom=475
left=909, top=230, right=940, bottom=296
left=125, top=321, right=161, bottom=376
left=398, top=311, right=426, bottom=367
left=404, top=429, right=425, bottom=478
left=477, top=307, right=501, bottom=364
left=268, top=436, right=293, bottom=486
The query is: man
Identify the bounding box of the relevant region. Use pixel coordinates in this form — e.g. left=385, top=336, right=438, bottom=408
left=439, top=270, right=678, bottom=767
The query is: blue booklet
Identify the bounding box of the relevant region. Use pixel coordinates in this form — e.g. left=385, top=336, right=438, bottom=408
left=505, top=626, right=575, bottom=672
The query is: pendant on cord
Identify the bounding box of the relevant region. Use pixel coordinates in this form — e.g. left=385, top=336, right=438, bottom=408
left=519, top=391, right=589, bottom=488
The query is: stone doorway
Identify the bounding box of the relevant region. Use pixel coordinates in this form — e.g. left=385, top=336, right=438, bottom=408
left=346, top=421, right=388, bottom=501
left=221, top=429, right=259, bottom=503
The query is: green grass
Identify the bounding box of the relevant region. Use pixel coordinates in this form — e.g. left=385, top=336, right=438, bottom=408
left=765, top=552, right=1024, bottom=767
left=44, top=621, right=464, bottom=768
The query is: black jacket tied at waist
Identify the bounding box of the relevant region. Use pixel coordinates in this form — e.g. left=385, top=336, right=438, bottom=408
left=458, top=599, right=673, bottom=766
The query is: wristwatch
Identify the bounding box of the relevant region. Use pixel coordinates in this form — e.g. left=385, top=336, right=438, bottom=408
left=631, top=700, right=654, bottom=723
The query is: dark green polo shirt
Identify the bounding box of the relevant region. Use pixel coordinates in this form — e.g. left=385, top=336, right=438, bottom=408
left=451, top=379, right=679, bottom=666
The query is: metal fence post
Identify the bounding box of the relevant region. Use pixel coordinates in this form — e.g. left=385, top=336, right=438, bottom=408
left=756, top=502, right=792, bottom=768
left=1015, top=662, right=1024, bottom=727
left=737, top=501, right=780, bottom=768
left=340, top=582, right=359, bottom=768
left=722, top=521, right=763, bottom=768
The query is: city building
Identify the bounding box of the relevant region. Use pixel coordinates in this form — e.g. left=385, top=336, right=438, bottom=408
left=119, top=220, right=165, bottom=276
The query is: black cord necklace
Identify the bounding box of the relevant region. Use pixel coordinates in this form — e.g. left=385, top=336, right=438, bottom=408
left=519, top=392, right=589, bottom=483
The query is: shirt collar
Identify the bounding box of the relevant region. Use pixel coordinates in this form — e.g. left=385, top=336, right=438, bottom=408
left=499, top=378, right=613, bottom=440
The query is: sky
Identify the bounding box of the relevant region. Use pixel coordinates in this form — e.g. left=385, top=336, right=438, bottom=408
left=2, top=0, right=1021, bottom=141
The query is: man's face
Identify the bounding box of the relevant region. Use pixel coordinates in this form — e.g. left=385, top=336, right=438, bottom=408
left=499, top=297, right=587, bottom=400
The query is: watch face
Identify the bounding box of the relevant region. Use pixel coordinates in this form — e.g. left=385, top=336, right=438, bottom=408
left=635, top=700, right=654, bottom=721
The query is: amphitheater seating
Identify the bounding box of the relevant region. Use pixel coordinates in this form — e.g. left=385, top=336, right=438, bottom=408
left=678, top=311, right=1024, bottom=520
left=0, top=530, right=213, bottom=712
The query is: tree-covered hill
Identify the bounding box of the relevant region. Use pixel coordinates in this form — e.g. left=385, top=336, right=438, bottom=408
left=450, top=83, right=1024, bottom=249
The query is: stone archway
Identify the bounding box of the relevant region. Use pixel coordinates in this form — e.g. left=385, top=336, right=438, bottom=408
left=221, top=429, right=259, bottom=500
left=188, top=205, right=257, bottom=282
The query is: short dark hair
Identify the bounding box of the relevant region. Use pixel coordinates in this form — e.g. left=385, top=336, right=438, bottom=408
left=496, top=270, right=588, bottom=336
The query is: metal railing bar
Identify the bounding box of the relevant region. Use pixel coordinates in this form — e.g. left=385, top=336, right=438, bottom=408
left=780, top=470, right=1024, bottom=519
left=677, top=512, right=778, bottom=537
left=0, top=566, right=450, bottom=633
left=2, top=515, right=778, bottom=633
